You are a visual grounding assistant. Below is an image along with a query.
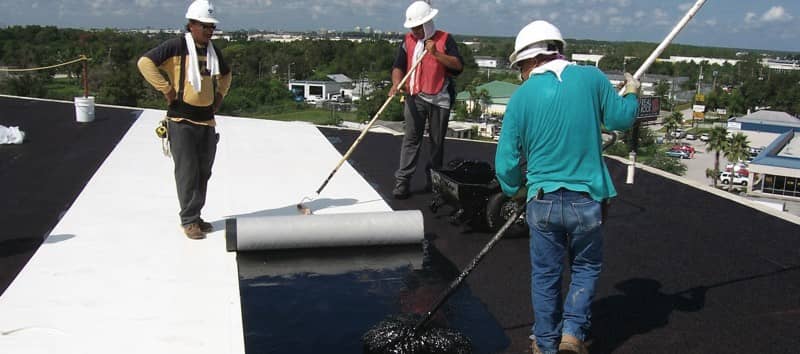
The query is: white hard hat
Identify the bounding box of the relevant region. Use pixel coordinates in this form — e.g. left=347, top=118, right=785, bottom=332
left=186, top=0, right=218, bottom=24
left=404, top=1, right=438, bottom=28
left=509, top=20, right=566, bottom=68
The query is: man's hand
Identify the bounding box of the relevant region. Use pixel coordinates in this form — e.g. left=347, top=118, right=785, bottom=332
left=213, top=93, right=223, bottom=113
left=388, top=84, right=404, bottom=97
left=164, top=88, right=177, bottom=105
left=623, top=72, right=641, bottom=96
left=424, top=40, right=438, bottom=57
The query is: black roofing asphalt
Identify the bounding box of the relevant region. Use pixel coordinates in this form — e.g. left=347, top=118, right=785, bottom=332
left=0, top=96, right=139, bottom=294
left=1, top=95, right=798, bottom=354
left=318, top=127, right=800, bottom=354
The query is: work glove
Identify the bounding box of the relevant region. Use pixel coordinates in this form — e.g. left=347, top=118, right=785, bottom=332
left=623, top=72, right=640, bottom=96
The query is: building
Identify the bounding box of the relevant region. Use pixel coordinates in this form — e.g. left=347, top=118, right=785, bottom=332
left=455, top=80, right=520, bottom=116
left=761, top=58, right=800, bottom=71
left=727, top=110, right=800, bottom=200
left=288, top=80, right=345, bottom=103
left=474, top=56, right=504, bottom=69
left=749, top=131, right=800, bottom=199
left=572, top=53, right=604, bottom=67
left=660, top=56, right=741, bottom=66
left=605, top=72, right=690, bottom=98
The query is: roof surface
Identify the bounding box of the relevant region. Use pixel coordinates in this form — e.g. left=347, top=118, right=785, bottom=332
left=456, top=80, right=520, bottom=101
left=2, top=96, right=800, bottom=354
left=735, top=110, right=800, bottom=126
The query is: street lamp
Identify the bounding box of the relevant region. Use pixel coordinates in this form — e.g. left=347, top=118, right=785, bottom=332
left=287, top=62, right=295, bottom=84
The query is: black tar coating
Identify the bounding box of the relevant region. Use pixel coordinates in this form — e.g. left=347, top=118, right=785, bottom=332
left=319, top=127, right=800, bottom=354
left=363, top=314, right=471, bottom=354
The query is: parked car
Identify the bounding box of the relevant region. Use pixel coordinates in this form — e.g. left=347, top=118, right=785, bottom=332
left=666, top=149, right=691, bottom=159
left=671, top=143, right=696, bottom=155
left=724, top=162, right=749, bottom=177
left=700, top=133, right=710, bottom=142
left=719, top=172, right=748, bottom=186
left=670, top=129, right=686, bottom=139
left=685, top=133, right=697, bottom=140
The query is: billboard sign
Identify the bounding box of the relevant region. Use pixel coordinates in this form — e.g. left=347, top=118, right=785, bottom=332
left=636, top=96, right=660, bottom=121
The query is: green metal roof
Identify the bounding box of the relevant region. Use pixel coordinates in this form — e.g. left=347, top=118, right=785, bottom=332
left=456, top=80, right=520, bottom=101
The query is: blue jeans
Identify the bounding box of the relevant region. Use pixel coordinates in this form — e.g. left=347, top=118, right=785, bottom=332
left=527, top=189, right=603, bottom=354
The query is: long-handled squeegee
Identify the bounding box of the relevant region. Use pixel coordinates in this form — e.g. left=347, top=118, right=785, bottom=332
left=296, top=52, right=428, bottom=215
left=623, top=0, right=708, bottom=184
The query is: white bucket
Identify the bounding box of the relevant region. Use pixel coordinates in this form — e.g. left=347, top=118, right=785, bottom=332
left=74, top=96, right=95, bottom=123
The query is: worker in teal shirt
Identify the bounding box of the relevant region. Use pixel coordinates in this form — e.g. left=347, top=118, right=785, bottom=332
left=495, top=21, right=639, bottom=354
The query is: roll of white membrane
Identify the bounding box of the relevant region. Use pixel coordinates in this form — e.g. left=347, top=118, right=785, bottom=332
left=226, top=210, right=424, bottom=251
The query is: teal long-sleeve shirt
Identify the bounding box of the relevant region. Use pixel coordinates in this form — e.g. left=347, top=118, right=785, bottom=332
left=495, top=64, right=639, bottom=203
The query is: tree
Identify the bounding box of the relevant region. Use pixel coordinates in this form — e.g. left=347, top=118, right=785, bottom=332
left=704, top=126, right=728, bottom=188
left=662, top=112, right=682, bottom=141
left=722, top=132, right=751, bottom=191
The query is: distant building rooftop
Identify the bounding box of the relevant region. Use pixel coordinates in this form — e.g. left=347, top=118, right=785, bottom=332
left=733, top=110, right=800, bottom=127
left=455, top=80, right=519, bottom=101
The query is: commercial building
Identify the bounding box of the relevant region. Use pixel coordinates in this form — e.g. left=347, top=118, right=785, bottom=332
left=455, top=80, right=519, bottom=116
left=727, top=110, right=800, bottom=200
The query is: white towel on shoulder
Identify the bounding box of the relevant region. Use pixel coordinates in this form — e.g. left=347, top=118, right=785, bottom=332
left=531, top=58, right=574, bottom=82
left=184, top=32, right=220, bottom=93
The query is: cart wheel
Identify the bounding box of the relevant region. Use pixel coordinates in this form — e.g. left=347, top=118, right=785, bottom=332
left=429, top=194, right=443, bottom=213
left=486, top=193, right=528, bottom=236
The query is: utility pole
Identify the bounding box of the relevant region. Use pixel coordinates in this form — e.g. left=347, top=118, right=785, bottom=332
left=696, top=65, right=703, bottom=94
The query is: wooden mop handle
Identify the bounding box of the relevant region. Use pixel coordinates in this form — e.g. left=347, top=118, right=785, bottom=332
left=314, top=52, right=427, bottom=195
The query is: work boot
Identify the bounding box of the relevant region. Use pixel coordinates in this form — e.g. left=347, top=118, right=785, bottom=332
left=530, top=338, right=544, bottom=354
left=557, top=335, right=588, bottom=354
left=183, top=223, right=206, bottom=240
left=198, top=219, right=213, bottom=233
left=393, top=180, right=410, bottom=199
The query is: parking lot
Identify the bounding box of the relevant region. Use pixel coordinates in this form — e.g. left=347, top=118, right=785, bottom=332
left=651, top=128, right=800, bottom=217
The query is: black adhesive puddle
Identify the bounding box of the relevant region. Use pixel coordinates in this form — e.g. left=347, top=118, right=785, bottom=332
left=237, top=242, right=509, bottom=353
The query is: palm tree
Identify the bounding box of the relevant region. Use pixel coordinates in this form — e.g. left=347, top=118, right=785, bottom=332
left=476, top=88, right=491, bottom=118
left=662, top=112, right=682, bottom=141
left=704, top=126, right=728, bottom=188
left=723, top=132, right=751, bottom=191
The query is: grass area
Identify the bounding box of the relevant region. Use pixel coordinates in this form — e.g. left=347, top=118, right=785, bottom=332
left=45, top=80, right=87, bottom=101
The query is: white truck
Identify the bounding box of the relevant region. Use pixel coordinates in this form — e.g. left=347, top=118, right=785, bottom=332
left=719, top=172, right=748, bottom=186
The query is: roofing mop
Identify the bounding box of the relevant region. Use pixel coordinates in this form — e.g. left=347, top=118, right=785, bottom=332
left=0, top=109, right=402, bottom=354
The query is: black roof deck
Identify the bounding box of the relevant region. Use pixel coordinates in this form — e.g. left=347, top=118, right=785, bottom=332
left=318, top=127, right=800, bottom=354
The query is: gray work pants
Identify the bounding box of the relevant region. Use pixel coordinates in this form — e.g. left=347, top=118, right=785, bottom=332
left=167, top=120, right=218, bottom=226
left=394, top=96, right=450, bottom=184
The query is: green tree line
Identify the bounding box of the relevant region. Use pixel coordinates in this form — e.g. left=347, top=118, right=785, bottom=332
left=1, top=26, right=798, bottom=119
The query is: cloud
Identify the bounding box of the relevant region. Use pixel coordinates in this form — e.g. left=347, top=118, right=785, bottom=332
left=744, top=12, right=757, bottom=24
left=678, top=3, right=692, bottom=12
left=761, top=6, right=792, bottom=22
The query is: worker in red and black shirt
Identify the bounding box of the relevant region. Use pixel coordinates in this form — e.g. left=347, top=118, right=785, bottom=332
left=137, top=0, right=232, bottom=240
left=389, top=1, right=463, bottom=199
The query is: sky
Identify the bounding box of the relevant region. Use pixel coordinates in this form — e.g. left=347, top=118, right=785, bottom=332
left=0, top=0, right=799, bottom=53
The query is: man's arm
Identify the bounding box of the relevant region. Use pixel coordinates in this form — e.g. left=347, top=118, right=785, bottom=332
left=427, top=35, right=463, bottom=74
left=137, top=56, right=176, bottom=105
left=214, top=72, right=232, bottom=112
left=495, top=95, right=525, bottom=197
left=596, top=68, right=638, bottom=131
left=389, top=43, right=408, bottom=97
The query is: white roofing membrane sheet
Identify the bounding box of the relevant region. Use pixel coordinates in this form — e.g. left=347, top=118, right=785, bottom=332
left=0, top=110, right=392, bottom=354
